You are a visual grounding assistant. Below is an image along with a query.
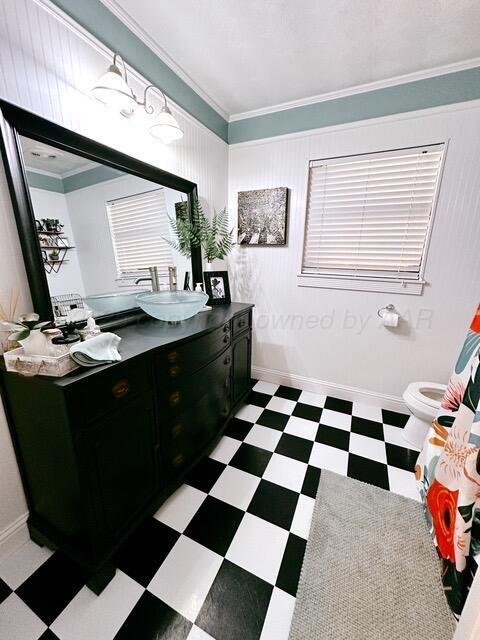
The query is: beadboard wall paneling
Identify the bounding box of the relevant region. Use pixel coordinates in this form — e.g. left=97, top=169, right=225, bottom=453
left=228, top=102, right=480, bottom=398
left=0, top=0, right=228, bottom=542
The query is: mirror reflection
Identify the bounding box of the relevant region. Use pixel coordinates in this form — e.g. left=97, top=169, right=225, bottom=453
left=19, top=136, right=190, bottom=322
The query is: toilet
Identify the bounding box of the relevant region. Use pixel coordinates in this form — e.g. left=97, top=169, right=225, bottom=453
left=402, top=381, right=447, bottom=449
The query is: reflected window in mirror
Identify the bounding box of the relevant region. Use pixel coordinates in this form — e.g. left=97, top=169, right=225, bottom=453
left=19, top=136, right=191, bottom=323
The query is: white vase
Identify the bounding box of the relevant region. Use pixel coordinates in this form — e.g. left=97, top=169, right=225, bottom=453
left=19, top=329, right=50, bottom=356
left=205, top=261, right=215, bottom=272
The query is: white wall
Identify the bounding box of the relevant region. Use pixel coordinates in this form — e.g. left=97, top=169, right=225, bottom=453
left=29, top=187, right=85, bottom=297
left=228, top=102, right=480, bottom=400
left=0, top=0, right=227, bottom=549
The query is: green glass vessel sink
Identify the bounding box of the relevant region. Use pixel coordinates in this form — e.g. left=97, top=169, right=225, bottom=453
left=136, top=290, right=209, bottom=321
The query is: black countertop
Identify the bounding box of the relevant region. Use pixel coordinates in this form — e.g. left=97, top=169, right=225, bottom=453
left=50, top=302, right=254, bottom=387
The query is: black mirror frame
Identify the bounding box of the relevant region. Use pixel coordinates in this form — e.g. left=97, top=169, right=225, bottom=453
left=0, top=100, right=203, bottom=329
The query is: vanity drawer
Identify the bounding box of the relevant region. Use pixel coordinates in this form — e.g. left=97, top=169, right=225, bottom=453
left=72, top=360, right=151, bottom=424
left=233, top=311, right=250, bottom=337
left=156, top=322, right=231, bottom=382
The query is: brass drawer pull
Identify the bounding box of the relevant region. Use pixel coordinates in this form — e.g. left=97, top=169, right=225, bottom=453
left=223, top=334, right=230, bottom=344
left=172, top=453, right=184, bottom=467
left=238, top=319, right=247, bottom=328
left=167, top=350, right=179, bottom=363
left=169, top=365, right=181, bottom=378
left=224, top=355, right=231, bottom=365
left=172, top=423, right=184, bottom=438
left=169, top=391, right=181, bottom=406
left=223, top=323, right=229, bottom=333
left=111, top=379, right=130, bottom=399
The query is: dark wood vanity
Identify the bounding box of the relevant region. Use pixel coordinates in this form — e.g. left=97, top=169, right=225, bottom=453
left=0, top=303, right=253, bottom=592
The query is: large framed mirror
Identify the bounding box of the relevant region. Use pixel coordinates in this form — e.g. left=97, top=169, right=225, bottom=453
left=0, top=100, right=202, bottom=328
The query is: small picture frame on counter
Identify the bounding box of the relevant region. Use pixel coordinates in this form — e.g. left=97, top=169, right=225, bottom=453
left=203, top=270, right=231, bottom=305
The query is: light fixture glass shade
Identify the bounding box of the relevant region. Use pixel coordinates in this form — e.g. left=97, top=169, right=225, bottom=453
left=91, top=64, right=137, bottom=115
left=149, top=106, right=183, bottom=143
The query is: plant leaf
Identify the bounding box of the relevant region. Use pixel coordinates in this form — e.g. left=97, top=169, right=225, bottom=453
left=33, top=321, right=51, bottom=329
left=0, top=321, right=24, bottom=332
left=9, top=329, right=30, bottom=341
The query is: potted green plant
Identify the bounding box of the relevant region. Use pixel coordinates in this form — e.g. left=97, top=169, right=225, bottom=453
left=166, top=198, right=234, bottom=270
left=0, top=313, right=51, bottom=356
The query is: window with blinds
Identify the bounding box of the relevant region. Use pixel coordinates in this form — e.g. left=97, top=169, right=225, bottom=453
left=106, top=188, right=173, bottom=278
left=301, top=144, right=445, bottom=289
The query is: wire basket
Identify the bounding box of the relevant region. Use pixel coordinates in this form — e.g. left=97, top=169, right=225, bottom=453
left=51, top=293, right=85, bottom=321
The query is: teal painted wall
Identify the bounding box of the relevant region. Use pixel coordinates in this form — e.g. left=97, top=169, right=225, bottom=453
left=27, top=165, right=125, bottom=193
left=26, top=171, right=64, bottom=193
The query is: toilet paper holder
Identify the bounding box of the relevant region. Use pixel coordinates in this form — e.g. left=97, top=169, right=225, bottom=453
left=377, top=303, right=400, bottom=327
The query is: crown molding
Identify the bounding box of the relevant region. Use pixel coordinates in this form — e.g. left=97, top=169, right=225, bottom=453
left=229, top=57, right=480, bottom=122
left=98, top=0, right=229, bottom=121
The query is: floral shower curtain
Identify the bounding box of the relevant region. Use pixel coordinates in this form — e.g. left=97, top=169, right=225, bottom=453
left=416, top=305, right=480, bottom=617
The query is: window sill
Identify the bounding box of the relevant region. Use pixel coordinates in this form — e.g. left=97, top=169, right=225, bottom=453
left=297, top=274, right=425, bottom=295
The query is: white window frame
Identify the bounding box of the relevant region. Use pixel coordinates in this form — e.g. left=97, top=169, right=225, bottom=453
left=297, top=143, right=447, bottom=295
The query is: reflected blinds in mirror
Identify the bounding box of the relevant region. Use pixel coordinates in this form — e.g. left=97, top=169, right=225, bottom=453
left=107, top=188, right=173, bottom=278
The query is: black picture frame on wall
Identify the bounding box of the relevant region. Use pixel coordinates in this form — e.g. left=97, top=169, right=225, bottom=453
left=0, top=99, right=203, bottom=329
left=203, top=271, right=231, bottom=306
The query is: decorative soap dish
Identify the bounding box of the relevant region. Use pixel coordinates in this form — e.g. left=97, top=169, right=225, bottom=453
left=3, top=347, right=79, bottom=377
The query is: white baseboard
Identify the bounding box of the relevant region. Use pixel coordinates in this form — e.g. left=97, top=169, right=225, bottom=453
left=0, top=512, right=29, bottom=561
left=252, top=366, right=407, bottom=412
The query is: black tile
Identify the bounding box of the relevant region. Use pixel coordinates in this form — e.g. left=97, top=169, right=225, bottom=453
left=275, top=433, right=313, bottom=463
left=16, top=552, right=87, bottom=625
left=386, top=443, right=420, bottom=472
left=248, top=391, right=271, bottom=408
left=184, top=457, right=226, bottom=492
left=114, top=591, right=192, bottom=640
left=225, top=417, right=252, bottom=441
left=275, top=385, right=302, bottom=401
left=316, top=424, right=350, bottom=451
left=196, top=560, right=273, bottom=640
left=351, top=416, right=385, bottom=441
left=115, top=518, right=179, bottom=587
left=230, top=443, right=272, bottom=477
left=39, top=631, right=61, bottom=640
left=382, top=409, right=409, bottom=428
left=248, top=480, right=299, bottom=530
left=184, top=496, right=244, bottom=556
left=257, top=409, right=289, bottom=431
left=0, top=577, right=11, bottom=605
left=292, top=402, right=322, bottom=423
left=347, top=453, right=390, bottom=490
left=324, top=396, right=353, bottom=415
left=301, top=466, right=321, bottom=498
left=276, top=533, right=306, bottom=597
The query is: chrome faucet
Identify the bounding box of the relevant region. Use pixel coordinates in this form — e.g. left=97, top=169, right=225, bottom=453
left=168, top=266, right=177, bottom=291
left=135, top=266, right=160, bottom=291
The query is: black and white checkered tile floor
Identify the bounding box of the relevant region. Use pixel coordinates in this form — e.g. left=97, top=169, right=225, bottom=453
left=0, top=381, right=421, bottom=640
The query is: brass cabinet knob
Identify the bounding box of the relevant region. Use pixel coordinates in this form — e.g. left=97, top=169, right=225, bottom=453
left=223, top=334, right=230, bottom=344
left=172, top=453, right=184, bottom=467
left=169, top=391, right=181, bottom=406
left=167, top=350, right=179, bottom=363
left=172, top=423, right=184, bottom=438
left=111, top=379, right=130, bottom=399
left=238, top=319, right=247, bottom=328
left=223, top=323, right=229, bottom=333
left=169, top=365, right=181, bottom=378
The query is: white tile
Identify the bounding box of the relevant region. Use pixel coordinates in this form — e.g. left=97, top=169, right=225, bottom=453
left=351, top=402, right=383, bottom=423
left=51, top=570, right=143, bottom=640
left=148, top=536, right=222, bottom=622
left=0, top=540, right=52, bottom=590
left=309, top=442, right=348, bottom=475
left=263, top=454, right=308, bottom=493
left=253, top=381, right=279, bottom=395
left=298, top=391, right=326, bottom=408
left=226, top=513, right=289, bottom=584
left=0, top=593, right=46, bottom=640
left=260, top=587, right=296, bottom=640
left=209, top=436, right=242, bottom=464
left=210, top=466, right=260, bottom=510
left=384, top=424, right=420, bottom=451
left=284, top=416, right=318, bottom=441
left=235, top=403, right=264, bottom=424
left=320, top=409, right=352, bottom=431
left=244, top=424, right=282, bottom=452
left=349, top=432, right=387, bottom=464
left=265, top=396, right=296, bottom=415
left=290, top=494, right=315, bottom=539
left=187, top=626, right=215, bottom=640
left=388, top=466, right=421, bottom=502
left=154, top=484, right=207, bottom=532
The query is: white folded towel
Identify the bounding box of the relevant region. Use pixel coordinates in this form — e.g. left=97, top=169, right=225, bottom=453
left=70, top=332, right=121, bottom=367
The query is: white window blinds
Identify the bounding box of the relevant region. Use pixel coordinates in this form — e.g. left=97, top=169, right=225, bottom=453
left=106, top=188, right=173, bottom=278
left=302, top=144, right=444, bottom=281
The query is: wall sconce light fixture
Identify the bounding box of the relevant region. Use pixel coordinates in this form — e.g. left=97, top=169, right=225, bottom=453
left=91, top=53, right=183, bottom=144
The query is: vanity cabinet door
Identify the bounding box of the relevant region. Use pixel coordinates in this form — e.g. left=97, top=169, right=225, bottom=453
left=82, top=393, right=158, bottom=540
left=232, top=332, right=252, bottom=406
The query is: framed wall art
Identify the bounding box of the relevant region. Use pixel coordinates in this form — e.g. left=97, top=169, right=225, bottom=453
left=237, top=187, right=288, bottom=245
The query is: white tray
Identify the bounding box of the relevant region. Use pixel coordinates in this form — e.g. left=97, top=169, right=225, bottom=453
left=3, top=347, right=79, bottom=377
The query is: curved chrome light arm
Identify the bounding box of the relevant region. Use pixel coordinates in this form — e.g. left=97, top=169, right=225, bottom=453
left=113, top=53, right=129, bottom=82
left=140, top=84, right=169, bottom=115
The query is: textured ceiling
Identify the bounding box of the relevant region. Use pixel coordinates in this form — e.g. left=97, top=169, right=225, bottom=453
left=20, top=137, right=98, bottom=176
left=109, top=0, right=480, bottom=116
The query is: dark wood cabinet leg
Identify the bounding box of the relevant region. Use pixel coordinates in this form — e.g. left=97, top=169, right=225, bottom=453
left=86, top=562, right=116, bottom=595
left=28, top=524, right=57, bottom=551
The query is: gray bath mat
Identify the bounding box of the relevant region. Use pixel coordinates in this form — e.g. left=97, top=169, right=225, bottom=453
left=289, top=471, right=456, bottom=640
